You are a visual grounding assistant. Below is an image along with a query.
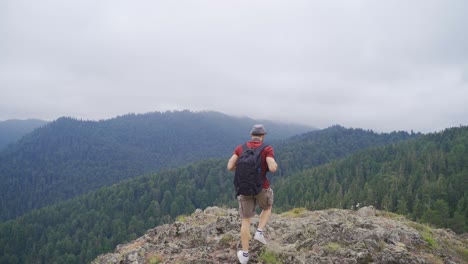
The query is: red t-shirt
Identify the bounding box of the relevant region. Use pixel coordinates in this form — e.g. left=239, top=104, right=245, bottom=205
left=233, top=140, right=275, bottom=189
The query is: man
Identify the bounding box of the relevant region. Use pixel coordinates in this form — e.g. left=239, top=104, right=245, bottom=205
left=227, top=124, right=278, bottom=264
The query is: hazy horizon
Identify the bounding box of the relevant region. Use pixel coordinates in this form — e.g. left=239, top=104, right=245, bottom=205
left=1, top=0, right=467, bottom=133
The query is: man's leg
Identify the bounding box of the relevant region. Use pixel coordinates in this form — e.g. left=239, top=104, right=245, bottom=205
left=240, top=217, right=251, bottom=251
left=238, top=195, right=255, bottom=251
left=256, top=188, right=274, bottom=230
left=257, top=207, right=271, bottom=230
left=254, top=188, right=274, bottom=245
left=237, top=195, right=255, bottom=264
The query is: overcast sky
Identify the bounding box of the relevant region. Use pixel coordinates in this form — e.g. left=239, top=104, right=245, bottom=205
left=1, top=0, right=467, bottom=133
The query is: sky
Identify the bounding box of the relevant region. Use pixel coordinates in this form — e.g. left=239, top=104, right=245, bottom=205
left=1, top=0, right=467, bottom=133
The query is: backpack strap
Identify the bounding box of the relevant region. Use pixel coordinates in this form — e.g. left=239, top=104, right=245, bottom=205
left=257, top=143, right=269, bottom=153
left=241, top=142, right=269, bottom=152
left=241, top=143, right=249, bottom=151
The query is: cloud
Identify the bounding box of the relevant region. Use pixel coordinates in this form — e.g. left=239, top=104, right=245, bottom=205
left=1, top=0, right=467, bottom=132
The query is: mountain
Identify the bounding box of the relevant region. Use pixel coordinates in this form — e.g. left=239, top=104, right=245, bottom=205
left=274, top=125, right=468, bottom=233
left=93, top=206, right=467, bottom=264
left=0, top=126, right=421, bottom=264
left=273, top=125, right=420, bottom=179
left=0, top=119, right=48, bottom=150
left=0, top=110, right=313, bottom=221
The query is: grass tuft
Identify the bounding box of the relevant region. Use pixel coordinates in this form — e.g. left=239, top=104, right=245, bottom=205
left=325, top=242, right=341, bottom=252
left=377, top=211, right=406, bottom=221
left=455, top=246, right=468, bottom=262
left=176, top=215, right=188, bottom=222
left=147, top=253, right=163, bottom=264
left=406, top=222, right=439, bottom=249
left=219, top=234, right=234, bottom=246
left=258, top=249, right=283, bottom=264
left=280, top=207, right=308, bottom=218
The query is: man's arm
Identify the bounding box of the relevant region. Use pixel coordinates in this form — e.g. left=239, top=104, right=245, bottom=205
left=227, top=154, right=238, bottom=171
left=266, top=157, right=278, bottom=173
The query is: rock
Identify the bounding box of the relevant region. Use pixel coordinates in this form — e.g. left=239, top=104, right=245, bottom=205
left=356, top=206, right=376, bottom=217
left=93, top=206, right=467, bottom=264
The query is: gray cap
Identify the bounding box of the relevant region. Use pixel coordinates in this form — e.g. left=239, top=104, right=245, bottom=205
left=250, top=124, right=267, bottom=135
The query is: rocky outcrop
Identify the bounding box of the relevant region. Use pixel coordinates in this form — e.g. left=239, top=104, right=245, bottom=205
left=93, top=206, right=467, bottom=264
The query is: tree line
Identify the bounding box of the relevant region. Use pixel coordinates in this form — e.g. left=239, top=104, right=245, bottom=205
left=274, top=126, right=467, bottom=233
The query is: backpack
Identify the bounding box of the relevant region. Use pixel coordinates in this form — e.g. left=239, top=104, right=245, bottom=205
left=233, top=143, right=269, bottom=196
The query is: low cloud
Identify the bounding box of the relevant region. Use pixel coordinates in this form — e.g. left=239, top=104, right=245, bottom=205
left=1, top=0, right=467, bottom=132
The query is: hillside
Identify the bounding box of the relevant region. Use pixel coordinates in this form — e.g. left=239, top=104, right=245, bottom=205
left=0, top=119, right=48, bottom=150
left=0, top=110, right=312, bottom=221
left=273, top=125, right=419, bottom=179
left=0, top=126, right=420, bottom=264
left=93, top=206, right=468, bottom=264
left=274, top=126, right=468, bottom=234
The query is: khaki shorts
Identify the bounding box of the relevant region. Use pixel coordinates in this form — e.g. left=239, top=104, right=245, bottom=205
left=237, top=188, right=274, bottom=218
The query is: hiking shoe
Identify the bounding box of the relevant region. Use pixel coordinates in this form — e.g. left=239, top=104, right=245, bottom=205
left=254, top=231, right=267, bottom=245
left=237, top=250, right=249, bottom=264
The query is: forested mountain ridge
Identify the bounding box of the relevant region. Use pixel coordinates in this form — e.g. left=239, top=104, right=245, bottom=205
left=274, top=125, right=420, bottom=179
left=274, top=125, right=468, bottom=233
left=0, top=126, right=424, bottom=263
left=0, top=110, right=312, bottom=221
left=0, top=119, right=48, bottom=150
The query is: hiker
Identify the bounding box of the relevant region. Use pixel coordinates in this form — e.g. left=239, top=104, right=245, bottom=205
left=227, top=124, right=278, bottom=264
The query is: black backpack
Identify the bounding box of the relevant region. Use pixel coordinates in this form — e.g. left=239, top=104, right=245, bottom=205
left=233, top=143, right=269, bottom=196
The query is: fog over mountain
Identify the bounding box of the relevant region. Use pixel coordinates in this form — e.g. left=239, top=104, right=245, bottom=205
left=0, top=119, right=48, bottom=150
left=1, top=1, right=467, bottom=132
